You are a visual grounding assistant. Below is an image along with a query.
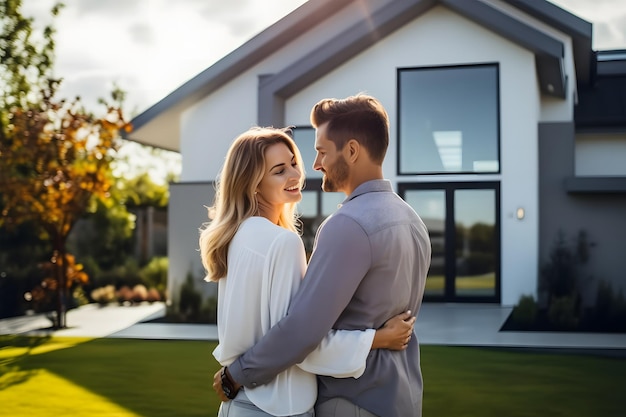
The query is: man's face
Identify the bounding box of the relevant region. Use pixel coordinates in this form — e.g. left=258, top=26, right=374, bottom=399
left=313, top=123, right=349, bottom=193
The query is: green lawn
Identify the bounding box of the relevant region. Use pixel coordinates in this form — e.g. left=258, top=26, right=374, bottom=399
left=1, top=336, right=624, bottom=416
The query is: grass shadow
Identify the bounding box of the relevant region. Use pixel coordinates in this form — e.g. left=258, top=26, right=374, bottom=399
left=0, top=334, right=52, bottom=390
left=11, top=337, right=222, bottom=417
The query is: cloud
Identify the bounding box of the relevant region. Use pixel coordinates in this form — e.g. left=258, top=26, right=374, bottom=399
left=128, top=23, right=155, bottom=46
left=72, top=0, right=140, bottom=16
left=595, top=14, right=626, bottom=49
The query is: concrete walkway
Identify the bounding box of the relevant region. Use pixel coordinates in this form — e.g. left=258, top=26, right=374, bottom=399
left=0, top=302, right=167, bottom=338
left=2, top=302, right=626, bottom=352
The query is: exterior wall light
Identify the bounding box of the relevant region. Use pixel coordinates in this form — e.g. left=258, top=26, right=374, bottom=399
left=516, top=207, right=525, bottom=220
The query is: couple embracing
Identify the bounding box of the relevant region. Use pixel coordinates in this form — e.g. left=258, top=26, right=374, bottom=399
left=199, top=94, right=431, bottom=417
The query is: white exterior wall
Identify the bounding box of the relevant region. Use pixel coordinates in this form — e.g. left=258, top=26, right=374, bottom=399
left=180, top=0, right=385, bottom=182
left=287, top=6, right=550, bottom=305
left=171, top=1, right=377, bottom=294
left=174, top=2, right=577, bottom=306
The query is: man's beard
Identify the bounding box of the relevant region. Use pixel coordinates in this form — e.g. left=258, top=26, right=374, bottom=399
left=321, top=155, right=349, bottom=192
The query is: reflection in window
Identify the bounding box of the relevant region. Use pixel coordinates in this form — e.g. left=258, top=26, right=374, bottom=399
left=404, top=190, right=446, bottom=297
left=292, top=127, right=320, bottom=179
left=398, top=64, right=500, bottom=174
left=454, top=189, right=496, bottom=296
left=293, top=127, right=345, bottom=255
left=299, top=191, right=318, bottom=217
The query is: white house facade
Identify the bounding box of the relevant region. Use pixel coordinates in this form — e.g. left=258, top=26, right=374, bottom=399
left=128, top=0, right=626, bottom=308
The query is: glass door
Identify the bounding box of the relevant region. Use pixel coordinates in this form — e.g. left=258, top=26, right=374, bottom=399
left=400, top=182, right=500, bottom=302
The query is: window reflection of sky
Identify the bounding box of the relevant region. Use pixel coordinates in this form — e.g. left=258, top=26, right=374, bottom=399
left=294, top=127, right=345, bottom=217
left=405, top=189, right=495, bottom=231
left=455, top=190, right=495, bottom=226
left=399, top=65, right=499, bottom=174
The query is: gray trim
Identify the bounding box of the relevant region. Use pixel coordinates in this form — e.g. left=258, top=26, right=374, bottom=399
left=258, top=0, right=437, bottom=126
left=442, top=0, right=565, bottom=97
left=503, top=0, right=593, bottom=84
left=576, top=126, right=626, bottom=135
left=444, top=0, right=563, bottom=57
left=258, top=74, right=285, bottom=127
left=565, top=177, right=626, bottom=194
left=597, top=59, right=626, bottom=76
left=259, top=0, right=567, bottom=126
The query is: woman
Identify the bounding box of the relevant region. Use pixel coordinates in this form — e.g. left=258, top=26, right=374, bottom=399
left=199, top=127, right=414, bottom=417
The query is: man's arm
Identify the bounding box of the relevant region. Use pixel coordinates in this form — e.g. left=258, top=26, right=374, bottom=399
left=298, top=311, right=415, bottom=378
left=227, top=214, right=371, bottom=388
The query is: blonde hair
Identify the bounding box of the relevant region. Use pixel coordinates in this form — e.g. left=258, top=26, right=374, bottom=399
left=199, top=127, right=305, bottom=281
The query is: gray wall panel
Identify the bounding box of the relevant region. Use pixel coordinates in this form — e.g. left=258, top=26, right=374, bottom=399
left=539, top=122, right=626, bottom=301
left=168, top=182, right=218, bottom=308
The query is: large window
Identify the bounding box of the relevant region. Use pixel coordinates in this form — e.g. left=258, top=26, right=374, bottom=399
left=398, top=64, right=500, bottom=175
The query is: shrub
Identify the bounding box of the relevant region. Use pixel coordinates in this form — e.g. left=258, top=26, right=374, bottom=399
left=592, top=280, right=626, bottom=332
left=131, top=284, right=148, bottom=303
left=91, top=285, right=116, bottom=305
left=139, top=257, right=168, bottom=295
left=71, top=286, right=90, bottom=309
left=548, top=295, right=579, bottom=330
left=200, top=296, right=218, bottom=324
left=510, top=294, right=538, bottom=330
left=116, top=286, right=133, bottom=305
left=146, top=287, right=161, bottom=303
left=179, top=273, right=202, bottom=320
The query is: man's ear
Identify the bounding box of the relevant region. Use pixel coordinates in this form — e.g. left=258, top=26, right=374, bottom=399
left=345, top=139, right=360, bottom=163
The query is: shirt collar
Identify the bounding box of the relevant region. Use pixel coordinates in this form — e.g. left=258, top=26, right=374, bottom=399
left=344, top=179, right=392, bottom=203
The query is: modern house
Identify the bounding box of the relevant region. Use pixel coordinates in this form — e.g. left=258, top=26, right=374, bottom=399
left=128, top=0, right=626, bottom=307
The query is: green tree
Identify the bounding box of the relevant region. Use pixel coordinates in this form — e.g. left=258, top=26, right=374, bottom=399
left=0, top=1, right=131, bottom=328
left=67, top=172, right=168, bottom=274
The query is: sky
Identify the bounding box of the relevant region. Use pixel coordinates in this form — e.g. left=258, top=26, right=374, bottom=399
left=21, top=0, right=626, bottom=119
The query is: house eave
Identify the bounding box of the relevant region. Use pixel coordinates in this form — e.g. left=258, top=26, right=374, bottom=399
left=127, top=0, right=592, bottom=150
left=260, top=0, right=569, bottom=126
left=126, top=0, right=353, bottom=151
left=503, top=0, right=593, bottom=84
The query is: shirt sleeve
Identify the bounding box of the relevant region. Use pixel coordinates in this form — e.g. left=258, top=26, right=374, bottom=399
left=297, top=328, right=375, bottom=378
left=228, top=214, right=372, bottom=387
left=264, top=230, right=307, bottom=328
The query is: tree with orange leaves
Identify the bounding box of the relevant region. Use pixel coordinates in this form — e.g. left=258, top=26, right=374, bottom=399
left=0, top=0, right=132, bottom=328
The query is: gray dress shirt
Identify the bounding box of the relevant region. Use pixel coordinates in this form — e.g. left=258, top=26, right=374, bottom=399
left=228, top=179, right=432, bottom=417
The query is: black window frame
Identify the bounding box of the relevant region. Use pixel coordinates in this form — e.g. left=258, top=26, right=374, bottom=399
left=396, top=63, right=502, bottom=176
left=398, top=181, right=501, bottom=303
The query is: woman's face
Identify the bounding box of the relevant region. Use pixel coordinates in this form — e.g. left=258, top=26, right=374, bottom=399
left=256, top=142, right=302, bottom=211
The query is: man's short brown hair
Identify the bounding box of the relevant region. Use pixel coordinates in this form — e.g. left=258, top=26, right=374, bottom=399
left=310, top=93, right=389, bottom=164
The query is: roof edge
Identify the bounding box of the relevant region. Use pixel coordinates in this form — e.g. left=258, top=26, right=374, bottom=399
left=259, top=0, right=568, bottom=124
left=129, top=0, right=353, bottom=133
left=503, top=0, right=593, bottom=83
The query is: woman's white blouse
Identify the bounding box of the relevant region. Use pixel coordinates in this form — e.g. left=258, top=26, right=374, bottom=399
left=212, top=217, right=374, bottom=416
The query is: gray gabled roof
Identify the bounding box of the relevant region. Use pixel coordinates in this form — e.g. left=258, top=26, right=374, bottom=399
left=128, top=0, right=593, bottom=151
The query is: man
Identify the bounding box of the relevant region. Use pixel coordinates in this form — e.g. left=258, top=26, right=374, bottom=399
left=214, top=94, right=431, bottom=416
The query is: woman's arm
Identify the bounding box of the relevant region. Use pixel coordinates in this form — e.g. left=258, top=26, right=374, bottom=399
left=372, top=310, right=415, bottom=349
